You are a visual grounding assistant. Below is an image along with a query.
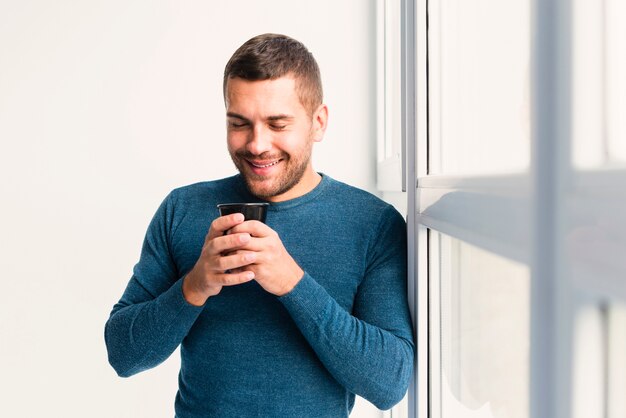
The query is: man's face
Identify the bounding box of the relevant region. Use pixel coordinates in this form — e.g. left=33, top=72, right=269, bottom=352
left=225, top=76, right=326, bottom=202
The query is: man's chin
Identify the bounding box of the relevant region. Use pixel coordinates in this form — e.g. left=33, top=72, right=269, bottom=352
left=242, top=177, right=278, bottom=199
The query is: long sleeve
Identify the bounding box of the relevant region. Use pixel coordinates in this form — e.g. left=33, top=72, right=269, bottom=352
left=278, top=207, right=414, bottom=410
left=104, top=193, right=203, bottom=377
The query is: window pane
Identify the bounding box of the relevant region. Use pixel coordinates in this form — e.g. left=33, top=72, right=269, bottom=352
left=572, top=303, right=626, bottom=418
left=429, top=231, right=530, bottom=418
left=428, top=0, right=531, bottom=175
left=572, top=0, right=626, bottom=169
left=572, top=305, right=605, bottom=418
left=606, top=0, right=626, bottom=165
left=607, top=305, right=625, bottom=418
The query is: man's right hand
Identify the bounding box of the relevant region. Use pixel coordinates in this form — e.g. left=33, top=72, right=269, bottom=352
left=182, top=213, right=257, bottom=306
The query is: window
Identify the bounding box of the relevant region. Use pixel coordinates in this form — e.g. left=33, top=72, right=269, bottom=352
left=428, top=0, right=531, bottom=176
left=429, top=232, right=530, bottom=418
left=569, top=1, right=626, bottom=417
left=377, top=0, right=404, bottom=192
left=406, top=0, right=626, bottom=418
left=572, top=303, right=626, bottom=418
left=572, top=0, right=626, bottom=169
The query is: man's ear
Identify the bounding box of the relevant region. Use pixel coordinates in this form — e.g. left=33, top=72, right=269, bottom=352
left=311, top=104, right=328, bottom=142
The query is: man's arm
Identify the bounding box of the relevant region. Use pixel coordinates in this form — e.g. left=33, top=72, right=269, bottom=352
left=104, top=193, right=202, bottom=377
left=278, top=274, right=414, bottom=410
left=105, top=277, right=203, bottom=377
left=229, top=207, right=415, bottom=410
left=278, top=207, right=414, bottom=410
left=104, top=195, right=256, bottom=377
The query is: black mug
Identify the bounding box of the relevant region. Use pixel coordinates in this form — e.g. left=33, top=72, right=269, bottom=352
left=216, top=203, right=269, bottom=223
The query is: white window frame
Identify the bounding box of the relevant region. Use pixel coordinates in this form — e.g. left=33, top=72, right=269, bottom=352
left=377, top=0, right=405, bottom=193
left=404, top=0, right=626, bottom=417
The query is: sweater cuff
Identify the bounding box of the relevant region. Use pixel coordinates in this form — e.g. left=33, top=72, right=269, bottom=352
left=278, top=272, right=330, bottom=321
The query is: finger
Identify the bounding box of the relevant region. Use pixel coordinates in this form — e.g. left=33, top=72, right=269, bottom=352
left=217, top=270, right=255, bottom=287
left=228, top=220, right=273, bottom=238
left=218, top=234, right=267, bottom=254
left=206, top=213, right=245, bottom=242
left=221, top=249, right=244, bottom=257
left=214, top=250, right=257, bottom=272
left=228, top=267, right=245, bottom=274
left=208, top=232, right=252, bottom=255
left=230, top=236, right=266, bottom=253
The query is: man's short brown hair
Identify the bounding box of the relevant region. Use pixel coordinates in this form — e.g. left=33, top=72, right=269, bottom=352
left=223, top=33, right=323, bottom=115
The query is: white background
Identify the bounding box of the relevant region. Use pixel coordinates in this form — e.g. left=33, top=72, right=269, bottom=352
left=0, top=1, right=386, bottom=417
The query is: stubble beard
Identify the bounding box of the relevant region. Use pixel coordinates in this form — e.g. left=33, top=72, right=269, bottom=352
left=230, top=139, right=314, bottom=200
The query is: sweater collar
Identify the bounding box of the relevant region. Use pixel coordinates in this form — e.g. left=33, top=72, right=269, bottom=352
left=234, top=173, right=331, bottom=211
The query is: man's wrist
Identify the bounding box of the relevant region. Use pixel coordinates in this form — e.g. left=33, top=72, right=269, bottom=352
left=276, top=267, right=304, bottom=297
left=182, top=273, right=210, bottom=307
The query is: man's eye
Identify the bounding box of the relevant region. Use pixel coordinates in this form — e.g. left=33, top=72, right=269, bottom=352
left=229, top=122, right=248, bottom=128
left=271, top=124, right=287, bottom=131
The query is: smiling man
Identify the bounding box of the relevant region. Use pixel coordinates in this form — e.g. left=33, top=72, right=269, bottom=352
left=105, top=34, right=414, bottom=418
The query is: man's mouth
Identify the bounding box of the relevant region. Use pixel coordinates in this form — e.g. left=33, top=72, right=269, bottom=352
left=245, top=158, right=284, bottom=175
left=248, top=159, right=282, bottom=168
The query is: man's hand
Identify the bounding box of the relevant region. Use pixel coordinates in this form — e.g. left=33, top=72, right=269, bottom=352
left=182, top=213, right=257, bottom=306
left=228, top=220, right=304, bottom=296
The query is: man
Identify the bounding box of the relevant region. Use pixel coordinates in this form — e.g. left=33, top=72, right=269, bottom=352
left=105, top=33, right=414, bottom=417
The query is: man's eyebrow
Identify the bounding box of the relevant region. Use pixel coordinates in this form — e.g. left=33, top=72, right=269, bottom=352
left=226, top=112, right=250, bottom=121
left=267, top=114, right=294, bottom=121
left=226, top=113, right=294, bottom=122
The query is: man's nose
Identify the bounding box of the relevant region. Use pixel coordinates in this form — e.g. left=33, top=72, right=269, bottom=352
left=246, top=125, right=272, bottom=155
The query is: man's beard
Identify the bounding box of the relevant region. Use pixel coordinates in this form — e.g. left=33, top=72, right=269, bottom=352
left=230, top=142, right=313, bottom=200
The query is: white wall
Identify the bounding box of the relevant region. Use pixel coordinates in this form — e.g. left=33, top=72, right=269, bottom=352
left=0, top=1, right=382, bottom=417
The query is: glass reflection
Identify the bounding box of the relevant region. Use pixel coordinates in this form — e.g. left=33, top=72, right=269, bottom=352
left=429, top=231, right=530, bottom=418
left=428, top=0, right=531, bottom=175
left=572, top=0, right=626, bottom=169
left=572, top=304, right=626, bottom=418
left=607, top=305, right=626, bottom=418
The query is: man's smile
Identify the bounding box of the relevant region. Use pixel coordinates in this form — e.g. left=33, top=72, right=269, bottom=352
left=244, top=157, right=285, bottom=176
left=247, top=159, right=283, bottom=168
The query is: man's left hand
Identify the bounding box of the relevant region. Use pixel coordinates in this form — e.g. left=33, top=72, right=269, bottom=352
left=227, top=221, right=304, bottom=296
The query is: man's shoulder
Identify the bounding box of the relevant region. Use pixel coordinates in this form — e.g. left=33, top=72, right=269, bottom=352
left=161, top=175, right=245, bottom=213
left=325, top=176, right=396, bottom=210
left=323, top=176, right=403, bottom=223
left=168, top=175, right=239, bottom=199
left=319, top=177, right=405, bottom=248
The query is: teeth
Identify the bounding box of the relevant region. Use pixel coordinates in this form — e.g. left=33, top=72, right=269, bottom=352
left=251, top=160, right=279, bottom=168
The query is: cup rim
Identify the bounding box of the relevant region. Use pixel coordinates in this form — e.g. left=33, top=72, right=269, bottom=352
left=216, top=202, right=270, bottom=208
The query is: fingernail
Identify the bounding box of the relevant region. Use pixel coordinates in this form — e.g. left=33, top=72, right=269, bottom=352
left=234, top=213, right=244, bottom=222
left=240, top=234, right=250, bottom=243
left=246, top=272, right=255, bottom=280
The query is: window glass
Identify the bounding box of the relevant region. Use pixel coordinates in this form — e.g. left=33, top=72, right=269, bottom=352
left=572, top=0, right=626, bottom=169
left=429, top=231, right=530, bottom=418
left=607, top=305, right=626, bottom=418
left=606, top=0, right=626, bottom=165
left=571, top=305, right=605, bottom=418
left=428, top=0, right=531, bottom=175
left=572, top=303, right=626, bottom=418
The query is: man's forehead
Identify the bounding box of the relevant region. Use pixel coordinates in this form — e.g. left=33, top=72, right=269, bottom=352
left=225, top=76, right=298, bottom=95
left=225, top=76, right=306, bottom=115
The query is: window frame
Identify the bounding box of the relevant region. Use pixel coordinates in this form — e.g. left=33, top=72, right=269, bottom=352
left=377, top=0, right=405, bottom=193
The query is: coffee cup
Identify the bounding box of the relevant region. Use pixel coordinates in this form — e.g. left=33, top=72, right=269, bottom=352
left=217, top=203, right=269, bottom=223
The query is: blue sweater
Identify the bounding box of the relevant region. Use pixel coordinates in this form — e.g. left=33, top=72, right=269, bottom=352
left=105, top=174, right=414, bottom=417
